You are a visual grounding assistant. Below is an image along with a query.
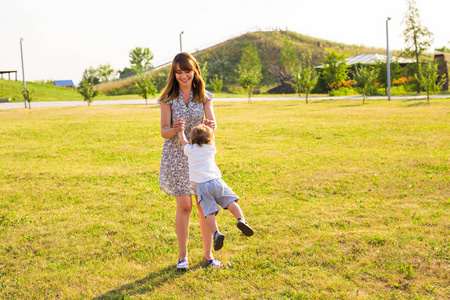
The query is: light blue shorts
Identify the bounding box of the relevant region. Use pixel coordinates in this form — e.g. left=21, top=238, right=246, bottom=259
left=196, top=178, right=239, bottom=217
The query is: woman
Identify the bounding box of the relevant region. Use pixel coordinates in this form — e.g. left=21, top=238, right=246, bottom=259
left=158, top=52, right=221, bottom=269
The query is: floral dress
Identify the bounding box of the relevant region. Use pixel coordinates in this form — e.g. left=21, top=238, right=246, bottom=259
left=159, top=90, right=214, bottom=196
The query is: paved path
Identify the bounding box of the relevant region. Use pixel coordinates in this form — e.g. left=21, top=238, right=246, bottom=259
left=1, top=95, right=449, bottom=110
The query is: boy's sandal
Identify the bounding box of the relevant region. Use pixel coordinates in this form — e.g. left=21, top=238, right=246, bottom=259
left=213, top=231, right=225, bottom=251
left=237, top=219, right=254, bottom=237
left=177, top=259, right=189, bottom=270
left=205, top=258, right=223, bottom=268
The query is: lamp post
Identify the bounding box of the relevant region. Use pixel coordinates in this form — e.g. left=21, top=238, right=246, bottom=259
left=386, top=17, right=391, bottom=102
left=179, top=31, right=184, bottom=52
left=20, top=38, right=27, bottom=108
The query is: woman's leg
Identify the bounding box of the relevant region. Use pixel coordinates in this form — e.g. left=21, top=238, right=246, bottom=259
left=175, top=195, right=192, bottom=261
left=195, top=196, right=214, bottom=260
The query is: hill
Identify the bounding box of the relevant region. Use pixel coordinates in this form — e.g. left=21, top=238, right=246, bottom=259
left=0, top=79, right=83, bottom=101
left=0, top=79, right=140, bottom=102
left=97, top=30, right=390, bottom=95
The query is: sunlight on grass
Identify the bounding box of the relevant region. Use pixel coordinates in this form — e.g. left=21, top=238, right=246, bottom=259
left=0, top=99, right=449, bottom=299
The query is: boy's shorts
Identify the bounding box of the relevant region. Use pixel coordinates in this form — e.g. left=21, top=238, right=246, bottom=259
left=196, top=178, right=239, bottom=218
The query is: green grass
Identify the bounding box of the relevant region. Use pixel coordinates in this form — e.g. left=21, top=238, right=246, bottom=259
left=0, top=98, right=449, bottom=299
left=0, top=79, right=83, bottom=101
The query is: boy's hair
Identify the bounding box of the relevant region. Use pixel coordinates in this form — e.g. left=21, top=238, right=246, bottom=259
left=190, top=124, right=213, bottom=146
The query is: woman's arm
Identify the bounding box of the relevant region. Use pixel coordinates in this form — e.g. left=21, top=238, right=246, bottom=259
left=160, top=103, right=184, bottom=139
left=203, top=99, right=217, bottom=131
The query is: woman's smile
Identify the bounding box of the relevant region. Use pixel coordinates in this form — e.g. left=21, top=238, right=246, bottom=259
left=175, top=64, right=194, bottom=88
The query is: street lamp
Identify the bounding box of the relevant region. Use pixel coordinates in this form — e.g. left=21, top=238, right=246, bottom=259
left=179, top=31, right=184, bottom=52
left=20, top=38, right=27, bottom=108
left=386, top=17, right=391, bottom=102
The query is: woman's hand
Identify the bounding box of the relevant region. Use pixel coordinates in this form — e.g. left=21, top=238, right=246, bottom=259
left=203, top=119, right=216, bottom=131
left=173, top=118, right=185, bottom=133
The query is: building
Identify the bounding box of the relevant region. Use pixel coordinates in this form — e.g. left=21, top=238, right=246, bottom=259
left=54, top=80, right=74, bottom=87
left=434, top=54, right=449, bottom=90
left=345, top=53, right=414, bottom=66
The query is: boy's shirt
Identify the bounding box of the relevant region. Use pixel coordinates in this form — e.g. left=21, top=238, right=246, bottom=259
left=183, top=144, right=221, bottom=184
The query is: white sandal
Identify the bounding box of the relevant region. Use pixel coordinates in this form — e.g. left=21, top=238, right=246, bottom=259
left=177, top=259, right=189, bottom=270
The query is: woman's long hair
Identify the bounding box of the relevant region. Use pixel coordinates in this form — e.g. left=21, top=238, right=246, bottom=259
left=158, top=52, right=206, bottom=104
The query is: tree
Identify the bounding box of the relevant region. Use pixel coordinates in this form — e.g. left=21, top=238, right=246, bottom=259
left=97, top=64, right=115, bottom=83
left=268, top=64, right=294, bottom=93
left=236, top=43, right=262, bottom=104
left=78, top=78, right=99, bottom=106
left=22, top=88, right=33, bottom=109
left=269, top=37, right=298, bottom=92
left=280, top=37, right=298, bottom=75
left=201, top=61, right=209, bottom=88
left=129, top=47, right=154, bottom=73
left=415, top=60, right=447, bottom=102
left=134, top=73, right=157, bottom=105
left=292, top=52, right=319, bottom=103
left=210, top=74, right=224, bottom=94
left=321, top=48, right=349, bottom=91
left=80, top=67, right=100, bottom=87
left=267, top=38, right=297, bottom=93
left=401, top=0, right=434, bottom=93
left=354, top=65, right=377, bottom=104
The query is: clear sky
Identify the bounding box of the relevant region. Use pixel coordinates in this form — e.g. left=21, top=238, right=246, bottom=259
left=1, top=0, right=448, bottom=85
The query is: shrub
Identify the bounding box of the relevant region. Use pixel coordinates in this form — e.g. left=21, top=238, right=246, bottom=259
left=329, top=87, right=358, bottom=96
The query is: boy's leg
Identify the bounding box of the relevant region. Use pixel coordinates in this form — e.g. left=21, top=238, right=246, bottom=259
left=226, top=201, right=254, bottom=237
left=205, top=213, right=219, bottom=235
left=226, top=201, right=244, bottom=220
left=205, top=213, right=225, bottom=251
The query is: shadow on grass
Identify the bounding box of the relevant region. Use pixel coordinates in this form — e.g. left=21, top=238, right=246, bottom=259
left=406, top=101, right=431, bottom=107
left=92, top=264, right=195, bottom=299
left=338, top=103, right=364, bottom=108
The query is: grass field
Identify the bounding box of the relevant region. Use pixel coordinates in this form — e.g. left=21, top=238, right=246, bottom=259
left=0, top=98, right=449, bottom=299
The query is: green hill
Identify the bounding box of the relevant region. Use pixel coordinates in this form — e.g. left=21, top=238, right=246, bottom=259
left=0, top=79, right=139, bottom=102
left=0, top=79, right=83, bottom=101
left=98, top=30, right=389, bottom=95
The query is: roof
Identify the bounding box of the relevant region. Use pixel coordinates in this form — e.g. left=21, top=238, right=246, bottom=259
left=54, top=80, right=74, bottom=87
left=346, top=53, right=415, bottom=65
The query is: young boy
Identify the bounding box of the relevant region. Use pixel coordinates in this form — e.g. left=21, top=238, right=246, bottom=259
left=178, top=122, right=253, bottom=251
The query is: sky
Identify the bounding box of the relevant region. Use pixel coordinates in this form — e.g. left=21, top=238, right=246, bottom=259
left=1, top=0, right=448, bottom=85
